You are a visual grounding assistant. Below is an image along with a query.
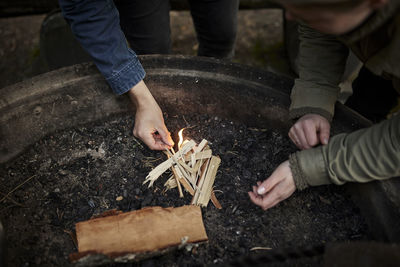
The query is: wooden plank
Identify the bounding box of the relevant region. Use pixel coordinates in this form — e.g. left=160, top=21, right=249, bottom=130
left=75, top=206, right=208, bottom=255
left=193, top=146, right=211, bottom=185
left=184, top=149, right=212, bottom=161
left=175, top=140, right=196, bottom=159
left=190, top=153, right=196, bottom=184
left=191, top=153, right=196, bottom=166
left=191, top=158, right=210, bottom=205
left=194, top=139, right=208, bottom=153
left=197, top=156, right=221, bottom=207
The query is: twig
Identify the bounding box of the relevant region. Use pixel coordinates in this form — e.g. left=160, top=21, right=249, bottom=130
left=182, top=115, right=189, bottom=126
left=132, top=137, right=144, bottom=149
left=0, top=175, right=36, bottom=203
left=248, top=128, right=268, bottom=132
left=0, top=192, right=24, bottom=207
left=250, top=247, right=272, bottom=251
left=64, top=229, right=78, bottom=249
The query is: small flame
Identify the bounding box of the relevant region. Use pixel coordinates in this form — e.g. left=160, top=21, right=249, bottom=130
left=178, top=128, right=185, bottom=149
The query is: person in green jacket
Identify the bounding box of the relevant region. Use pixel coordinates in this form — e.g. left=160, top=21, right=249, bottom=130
left=249, top=0, right=400, bottom=210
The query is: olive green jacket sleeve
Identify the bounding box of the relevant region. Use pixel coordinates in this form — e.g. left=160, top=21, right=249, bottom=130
left=289, top=113, right=400, bottom=190
left=289, top=24, right=349, bottom=121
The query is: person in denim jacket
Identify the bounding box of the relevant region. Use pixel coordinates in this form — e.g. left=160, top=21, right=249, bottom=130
left=59, top=0, right=239, bottom=150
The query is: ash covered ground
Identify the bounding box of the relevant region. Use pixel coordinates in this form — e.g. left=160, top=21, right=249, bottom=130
left=0, top=113, right=368, bottom=266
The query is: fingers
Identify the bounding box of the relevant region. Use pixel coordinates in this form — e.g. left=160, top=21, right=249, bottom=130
left=289, top=114, right=331, bottom=149
left=289, top=124, right=309, bottom=149
left=303, top=122, right=318, bottom=147
left=248, top=161, right=296, bottom=211
left=248, top=191, right=263, bottom=206
left=290, top=121, right=317, bottom=149
left=132, top=106, right=173, bottom=150
left=134, top=125, right=172, bottom=150
left=157, top=126, right=174, bottom=148
left=260, top=179, right=295, bottom=210
left=288, top=130, right=300, bottom=148
left=318, top=120, right=331, bottom=145
left=137, top=130, right=168, bottom=150
left=295, top=126, right=311, bottom=149
left=253, top=185, right=258, bottom=195
left=248, top=182, right=286, bottom=210
left=256, top=170, right=282, bottom=195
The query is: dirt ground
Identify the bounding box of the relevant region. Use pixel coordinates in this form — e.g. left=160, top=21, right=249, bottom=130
left=0, top=113, right=368, bottom=266
left=0, top=9, right=287, bottom=90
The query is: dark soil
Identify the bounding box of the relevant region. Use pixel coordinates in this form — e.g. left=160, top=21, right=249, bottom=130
left=0, top=113, right=369, bottom=266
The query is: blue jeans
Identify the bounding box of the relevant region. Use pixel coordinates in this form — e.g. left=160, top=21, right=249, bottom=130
left=115, top=0, right=239, bottom=59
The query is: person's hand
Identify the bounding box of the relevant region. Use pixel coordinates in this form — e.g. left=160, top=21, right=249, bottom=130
left=289, top=114, right=330, bottom=150
left=128, top=80, right=174, bottom=150
left=248, top=160, right=296, bottom=210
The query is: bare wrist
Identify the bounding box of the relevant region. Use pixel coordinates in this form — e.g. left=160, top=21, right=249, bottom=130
left=128, top=80, right=155, bottom=108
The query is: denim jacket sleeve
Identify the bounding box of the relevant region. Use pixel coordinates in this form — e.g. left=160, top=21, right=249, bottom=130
left=58, top=0, right=145, bottom=95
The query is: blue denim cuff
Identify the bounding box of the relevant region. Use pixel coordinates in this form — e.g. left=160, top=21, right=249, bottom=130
left=106, top=52, right=146, bottom=95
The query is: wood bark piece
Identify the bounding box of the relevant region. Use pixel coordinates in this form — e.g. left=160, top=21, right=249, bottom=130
left=74, top=206, right=208, bottom=257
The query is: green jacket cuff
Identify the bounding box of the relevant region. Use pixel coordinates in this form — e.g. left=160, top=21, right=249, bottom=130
left=289, top=153, right=309, bottom=190
left=289, top=107, right=333, bottom=122
left=289, top=79, right=339, bottom=121
left=289, top=147, right=331, bottom=190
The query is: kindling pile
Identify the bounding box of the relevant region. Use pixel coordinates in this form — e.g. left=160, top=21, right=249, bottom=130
left=144, top=139, right=222, bottom=209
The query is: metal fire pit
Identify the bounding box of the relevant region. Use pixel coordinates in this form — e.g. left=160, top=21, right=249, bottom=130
left=1, top=55, right=399, bottom=262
